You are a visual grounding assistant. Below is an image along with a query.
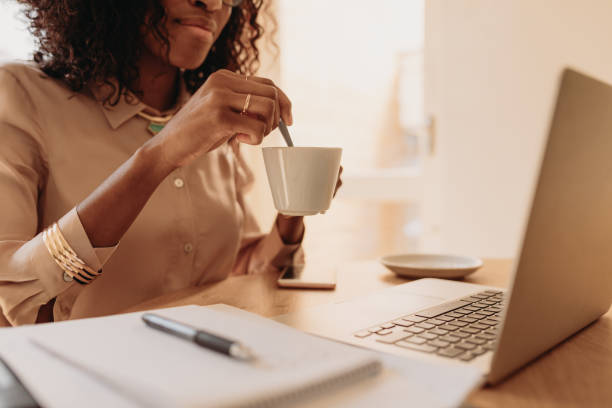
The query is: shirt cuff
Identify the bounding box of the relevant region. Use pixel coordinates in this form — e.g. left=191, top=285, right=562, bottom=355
left=22, top=207, right=117, bottom=309
left=93, top=246, right=117, bottom=266
left=57, top=207, right=118, bottom=271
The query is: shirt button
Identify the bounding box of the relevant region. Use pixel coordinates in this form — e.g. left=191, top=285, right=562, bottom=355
left=63, top=272, right=73, bottom=282
left=183, top=243, right=193, bottom=254
left=174, top=178, right=185, bottom=188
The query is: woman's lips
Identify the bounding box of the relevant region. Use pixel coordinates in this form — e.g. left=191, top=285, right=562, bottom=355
left=176, top=18, right=216, bottom=36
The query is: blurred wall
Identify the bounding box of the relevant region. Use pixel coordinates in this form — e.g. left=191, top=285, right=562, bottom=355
left=425, top=0, right=612, bottom=257
left=0, top=2, right=34, bottom=61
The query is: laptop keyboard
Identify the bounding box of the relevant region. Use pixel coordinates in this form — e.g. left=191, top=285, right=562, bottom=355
left=353, top=289, right=504, bottom=362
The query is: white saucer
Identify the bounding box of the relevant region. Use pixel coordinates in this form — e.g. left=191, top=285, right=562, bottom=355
left=380, top=254, right=483, bottom=279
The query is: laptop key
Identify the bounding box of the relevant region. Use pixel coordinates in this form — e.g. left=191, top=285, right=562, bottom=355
left=458, top=317, right=478, bottom=323
left=453, top=331, right=471, bottom=338
left=483, top=290, right=502, bottom=295
left=377, top=329, right=393, bottom=335
left=455, top=342, right=476, bottom=351
left=418, top=332, right=438, bottom=340
left=483, top=342, right=497, bottom=351
left=439, top=335, right=461, bottom=343
left=381, top=322, right=395, bottom=329
left=459, top=327, right=480, bottom=334
left=392, top=320, right=414, bottom=327
left=406, top=336, right=427, bottom=345
left=435, top=315, right=454, bottom=322
left=415, top=322, right=435, bottom=330
left=415, top=300, right=471, bottom=318
left=454, top=308, right=472, bottom=315
left=447, top=320, right=468, bottom=327
left=460, top=296, right=482, bottom=303
left=472, top=302, right=489, bottom=308
left=476, top=333, right=496, bottom=341
left=426, top=318, right=447, bottom=325
left=469, top=313, right=487, bottom=319
left=459, top=352, right=476, bottom=362
left=354, top=331, right=372, bottom=338
left=481, top=300, right=496, bottom=306
left=405, top=326, right=425, bottom=334
left=465, top=337, right=487, bottom=345
left=437, top=347, right=464, bottom=358
left=472, top=347, right=487, bottom=356
left=376, top=331, right=412, bottom=344
left=445, top=312, right=464, bottom=318
left=368, top=326, right=384, bottom=333
left=396, top=341, right=437, bottom=353
left=479, top=319, right=497, bottom=326
left=478, top=310, right=495, bottom=316
left=463, top=306, right=480, bottom=312
left=438, top=324, right=459, bottom=331
left=470, top=323, right=489, bottom=330
left=403, top=315, right=427, bottom=323
left=429, top=328, right=449, bottom=336
left=428, top=339, right=450, bottom=348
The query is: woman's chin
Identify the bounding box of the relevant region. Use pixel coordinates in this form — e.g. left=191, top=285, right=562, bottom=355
left=169, top=51, right=209, bottom=71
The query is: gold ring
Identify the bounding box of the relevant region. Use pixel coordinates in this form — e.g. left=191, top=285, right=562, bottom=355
left=241, top=93, right=252, bottom=115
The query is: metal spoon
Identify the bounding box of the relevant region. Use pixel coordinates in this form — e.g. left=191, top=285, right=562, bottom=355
left=278, top=119, right=294, bottom=147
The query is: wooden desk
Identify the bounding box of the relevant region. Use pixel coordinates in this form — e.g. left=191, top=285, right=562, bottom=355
left=128, top=259, right=612, bottom=407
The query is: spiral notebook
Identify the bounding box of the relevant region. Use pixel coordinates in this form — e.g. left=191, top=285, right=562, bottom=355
left=0, top=305, right=382, bottom=408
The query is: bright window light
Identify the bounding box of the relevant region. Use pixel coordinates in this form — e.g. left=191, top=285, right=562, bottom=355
left=0, top=2, right=34, bottom=61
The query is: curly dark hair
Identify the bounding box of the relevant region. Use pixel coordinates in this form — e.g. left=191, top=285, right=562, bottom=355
left=17, top=0, right=266, bottom=104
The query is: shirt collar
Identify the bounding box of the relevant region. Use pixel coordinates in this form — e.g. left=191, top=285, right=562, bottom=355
left=90, top=76, right=191, bottom=130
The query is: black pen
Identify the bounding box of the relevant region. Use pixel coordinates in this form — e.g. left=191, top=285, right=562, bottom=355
left=141, top=313, right=255, bottom=361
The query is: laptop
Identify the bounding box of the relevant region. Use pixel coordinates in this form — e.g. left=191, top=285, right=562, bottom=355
left=275, top=68, right=612, bottom=384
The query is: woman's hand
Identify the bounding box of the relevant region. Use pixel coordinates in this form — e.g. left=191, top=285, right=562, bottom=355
left=152, top=69, right=293, bottom=170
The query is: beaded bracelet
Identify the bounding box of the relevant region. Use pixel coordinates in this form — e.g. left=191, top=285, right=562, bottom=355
left=42, top=222, right=102, bottom=285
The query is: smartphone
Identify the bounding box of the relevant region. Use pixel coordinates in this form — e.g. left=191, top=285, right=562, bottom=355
left=277, top=264, right=337, bottom=289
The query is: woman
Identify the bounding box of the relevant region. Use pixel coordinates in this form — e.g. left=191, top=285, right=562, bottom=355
left=0, top=0, right=330, bottom=326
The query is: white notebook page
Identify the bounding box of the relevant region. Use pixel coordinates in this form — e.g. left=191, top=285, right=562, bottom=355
left=0, top=305, right=380, bottom=408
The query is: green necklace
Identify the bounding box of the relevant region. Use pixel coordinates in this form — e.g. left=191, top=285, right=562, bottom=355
left=137, top=111, right=174, bottom=135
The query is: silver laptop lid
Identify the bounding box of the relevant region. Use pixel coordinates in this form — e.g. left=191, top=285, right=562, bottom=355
left=488, top=68, right=612, bottom=384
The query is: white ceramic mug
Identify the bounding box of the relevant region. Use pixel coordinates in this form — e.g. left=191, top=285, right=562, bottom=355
left=262, top=147, right=343, bottom=216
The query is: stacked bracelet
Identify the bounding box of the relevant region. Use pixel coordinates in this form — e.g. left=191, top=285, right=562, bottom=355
left=42, top=223, right=102, bottom=285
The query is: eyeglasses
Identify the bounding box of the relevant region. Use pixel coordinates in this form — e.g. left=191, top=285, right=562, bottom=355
left=222, top=0, right=244, bottom=6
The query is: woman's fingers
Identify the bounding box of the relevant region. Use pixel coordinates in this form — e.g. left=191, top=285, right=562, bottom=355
left=169, top=69, right=293, bottom=160
left=228, top=92, right=276, bottom=134
left=271, top=87, right=280, bottom=127
left=246, top=75, right=292, bottom=125
left=228, top=112, right=267, bottom=145
left=215, top=70, right=292, bottom=126
left=333, top=166, right=344, bottom=197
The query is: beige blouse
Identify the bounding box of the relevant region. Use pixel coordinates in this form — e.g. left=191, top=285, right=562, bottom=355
left=0, top=63, right=301, bottom=326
